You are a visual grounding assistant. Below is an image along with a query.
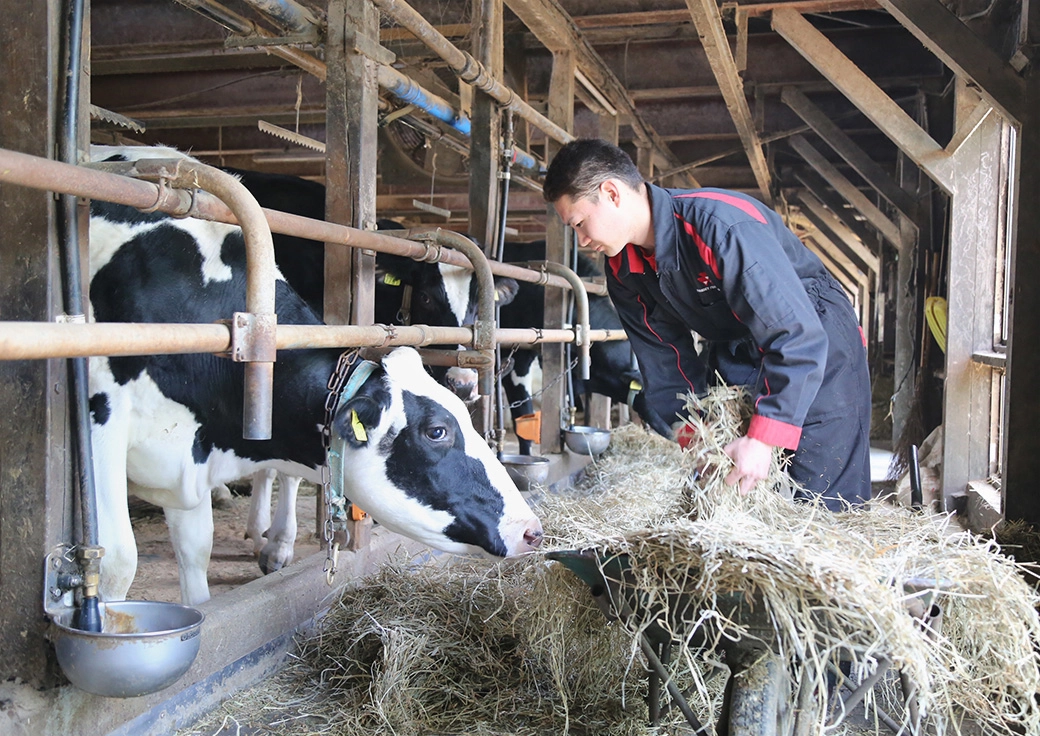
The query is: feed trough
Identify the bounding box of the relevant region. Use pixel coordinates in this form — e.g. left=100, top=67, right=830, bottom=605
left=500, top=454, right=550, bottom=490
left=50, top=600, right=204, bottom=698
left=562, top=425, right=611, bottom=456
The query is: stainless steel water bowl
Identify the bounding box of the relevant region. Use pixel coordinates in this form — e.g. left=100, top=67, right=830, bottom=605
left=50, top=600, right=204, bottom=698
left=501, top=454, right=550, bottom=490
left=562, top=425, right=611, bottom=456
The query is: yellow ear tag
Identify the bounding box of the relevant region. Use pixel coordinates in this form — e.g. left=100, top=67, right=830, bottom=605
left=382, top=273, right=402, bottom=287
left=629, top=380, right=643, bottom=391
left=350, top=409, right=368, bottom=442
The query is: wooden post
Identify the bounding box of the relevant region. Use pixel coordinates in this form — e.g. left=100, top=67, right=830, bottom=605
left=541, top=49, right=575, bottom=453
left=0, top=0, right=69, bottom=685
left=324, top=0, right=379, bottom=549
left=470, top=0, right=503, bottom=438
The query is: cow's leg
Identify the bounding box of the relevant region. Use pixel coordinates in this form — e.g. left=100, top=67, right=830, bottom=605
left=90, top=390, right=139, bottom=601
left=245, top=468, right=276, bottom=555
left=504, top=350, right=539, bottom=455
left=258, top=473, right=300, bottom=574
left=163, top=498, right=214, bottom=605
left=211, top=483, right=234, bottom=510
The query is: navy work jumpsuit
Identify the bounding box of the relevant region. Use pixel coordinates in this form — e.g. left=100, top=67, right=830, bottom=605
left=606, top=183, right=872, bottom=509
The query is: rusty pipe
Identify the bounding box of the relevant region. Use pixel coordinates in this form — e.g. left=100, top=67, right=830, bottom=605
left=400, top=228, right=498, bottom=395
left=0, top=147, right=600, bottom=298
left=126, top=157, right=277, bottom=440
left=0, top=148, right=277, bottom=438
left=0, top=322, right=477, bottom=360
left=370, top=0, right=573, bottom=145
left=518, top=261, right=591, bottom=381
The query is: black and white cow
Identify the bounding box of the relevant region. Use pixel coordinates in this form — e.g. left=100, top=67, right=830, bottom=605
left=89, top=146, right=515, bottom=579
left=87, top=180, right=542, bottom=605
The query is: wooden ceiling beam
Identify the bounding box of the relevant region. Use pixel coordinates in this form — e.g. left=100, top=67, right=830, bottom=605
left=684, top=0, right=773, bottom=200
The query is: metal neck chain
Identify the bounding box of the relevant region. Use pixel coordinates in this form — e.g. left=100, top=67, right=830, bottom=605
left=504, top=353, right=580, bottom=410
left=321, top=348, right=360, bottom=584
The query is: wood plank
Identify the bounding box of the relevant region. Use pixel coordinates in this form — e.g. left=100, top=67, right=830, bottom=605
left=684, top=0, right=773, bottom=201
left=771, top=8, right=952, bottom=192
left=796, top=190, right=879, bottom=274
left=793, top=167, right=882, bottom=252
left=788, top=134, right=901, bottom=247
left=782, top=86, right=918, bottom=218
left=876, top=0, right=1027, bottom=125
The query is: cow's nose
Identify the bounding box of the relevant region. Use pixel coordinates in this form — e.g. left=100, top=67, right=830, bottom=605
left=522, top=526, right=543, bottom=550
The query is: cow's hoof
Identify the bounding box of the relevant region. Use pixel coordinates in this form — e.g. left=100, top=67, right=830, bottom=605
left=258, top=544, right=293, bottom=575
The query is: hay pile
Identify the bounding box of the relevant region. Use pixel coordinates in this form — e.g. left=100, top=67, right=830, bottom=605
left=184, top=388, right=1040, bottom=736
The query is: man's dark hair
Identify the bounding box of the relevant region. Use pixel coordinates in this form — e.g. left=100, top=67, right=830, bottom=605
left=542, top=138, right=644, bottom=203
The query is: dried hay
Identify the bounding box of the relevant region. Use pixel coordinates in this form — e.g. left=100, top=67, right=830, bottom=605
left=183, top=387, right=1040, bottom=736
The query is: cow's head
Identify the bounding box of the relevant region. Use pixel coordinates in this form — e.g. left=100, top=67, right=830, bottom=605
left=375, top=253, right=518, bottom=402
left=332, top=347, right=541, bottom=557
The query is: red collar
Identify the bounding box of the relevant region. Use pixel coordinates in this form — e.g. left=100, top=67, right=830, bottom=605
left=609, top=244, right=656, bottom=278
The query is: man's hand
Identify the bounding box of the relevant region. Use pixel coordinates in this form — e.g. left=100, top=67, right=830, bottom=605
left=723, top=436, right=772, bottom=496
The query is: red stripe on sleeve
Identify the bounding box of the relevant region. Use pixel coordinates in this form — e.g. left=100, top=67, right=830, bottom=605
left=747, top=414, right=801, bottom=450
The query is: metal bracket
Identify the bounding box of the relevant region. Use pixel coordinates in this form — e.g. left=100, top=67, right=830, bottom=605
left=220, top=312, right=277, bottom=363
left=43, top=545, right=81, bottom=619
left=344, top=29, right=396, bottom=65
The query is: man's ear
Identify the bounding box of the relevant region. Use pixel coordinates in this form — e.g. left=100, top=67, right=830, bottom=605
left=601, top=178, right=622, bottom=207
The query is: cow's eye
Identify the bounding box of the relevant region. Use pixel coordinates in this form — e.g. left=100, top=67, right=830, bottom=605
left=425, top=425, right=448, bottom=442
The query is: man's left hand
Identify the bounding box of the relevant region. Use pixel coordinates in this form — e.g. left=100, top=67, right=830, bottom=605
left=722, top=436, right=772, bottom=495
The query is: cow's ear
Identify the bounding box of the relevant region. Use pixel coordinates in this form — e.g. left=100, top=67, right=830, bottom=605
left=376, top=253, right=423, bottom=285
left=494, top=277, right=519, bottom=307
left=333, top=367, right=392, bottom=448
left=333, top=396, right=384, bottom=448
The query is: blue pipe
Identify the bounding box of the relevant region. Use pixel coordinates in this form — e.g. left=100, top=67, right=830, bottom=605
left=378, top=66, right=471, bottom=137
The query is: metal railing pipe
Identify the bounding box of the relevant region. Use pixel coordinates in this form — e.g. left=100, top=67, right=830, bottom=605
left=371, top=0, right=574, bottom=145
left=400, top=228, right=498, bottom=395
left=528, top=261, right=591, bottom=381
left=0, top=322, right=476, bottom=360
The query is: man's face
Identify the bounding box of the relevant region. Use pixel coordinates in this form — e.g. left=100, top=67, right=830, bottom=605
left=553, top=185, right=629, bottom=258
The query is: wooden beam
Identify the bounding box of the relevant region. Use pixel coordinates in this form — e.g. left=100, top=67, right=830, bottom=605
left=781, top=86, right=917, bottom=218
left=788, top=133, right=901, bottom=247
left=684, top=0, right=773, bottom=201
left=772, top=8, right=953, bottom=192
left=504, top=0, right=696, bottom=185
left=796, top=190, right=879, bottom=274
left=876, top=0, right=1027, bottom=125
left=793, top=167, right=882, bottom=252
left=468, top=0, right=503, bottom=253
left=569, top=0, right=880, bottom=28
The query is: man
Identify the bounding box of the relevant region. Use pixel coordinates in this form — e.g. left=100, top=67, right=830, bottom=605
left=543, top=139, right=871, bottom=510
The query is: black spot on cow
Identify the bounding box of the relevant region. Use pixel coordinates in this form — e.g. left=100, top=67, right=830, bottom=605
left=89, top=392, right=110, bottom=426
